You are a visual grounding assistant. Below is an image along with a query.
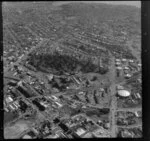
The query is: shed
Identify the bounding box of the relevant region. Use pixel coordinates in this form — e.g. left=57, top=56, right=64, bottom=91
left=116, top=66, right=122, bottom=70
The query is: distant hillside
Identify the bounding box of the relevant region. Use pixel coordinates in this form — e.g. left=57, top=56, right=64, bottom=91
left=60, top=3, right=140, bottom=21
left=58, top=3, right=141, bottom=35
left=2, top=2, right=140, bottom=35
left=2, top=2, right=140, bottom=23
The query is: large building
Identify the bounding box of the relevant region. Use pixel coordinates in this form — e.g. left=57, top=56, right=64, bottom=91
left=117, top=90, right=131, bottom=97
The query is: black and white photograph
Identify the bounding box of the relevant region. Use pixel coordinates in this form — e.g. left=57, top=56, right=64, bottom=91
left=2, top=1, right=142, bottom=139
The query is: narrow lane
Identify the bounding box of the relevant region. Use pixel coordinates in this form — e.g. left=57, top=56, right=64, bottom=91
left=116, top=107, right=141, bottom=112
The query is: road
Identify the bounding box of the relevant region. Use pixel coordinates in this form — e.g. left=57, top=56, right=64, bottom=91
left=116, top=107, right=141, bottom=112
left=66, top=95, right=109, bottom=109
left=4, top=76, right=20, bottom=81
left=108, top=52, right=142, bottom=137
left=108, top=54, right=118, bottom=138
left=117, top=124, right=142, bottom=129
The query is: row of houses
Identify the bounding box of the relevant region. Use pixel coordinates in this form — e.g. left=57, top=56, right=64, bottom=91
left=4, top=95, right=20, bottom=112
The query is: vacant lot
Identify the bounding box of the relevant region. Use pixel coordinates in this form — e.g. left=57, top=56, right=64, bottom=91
left=4, top=112, right=18, bottom=125
left=4, top=120, right=31, bottom=139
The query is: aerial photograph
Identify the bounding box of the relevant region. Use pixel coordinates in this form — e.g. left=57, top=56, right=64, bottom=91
left=3, top=1, right=142, bottom=138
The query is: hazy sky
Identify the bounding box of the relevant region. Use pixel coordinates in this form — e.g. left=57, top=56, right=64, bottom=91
left=88, top=1, right=141, bottom=8
left=3, top=1, right=141, bottom=8
left=54, top=1, right=141, bottom=8
left=89, top=1, right=140, bottom=8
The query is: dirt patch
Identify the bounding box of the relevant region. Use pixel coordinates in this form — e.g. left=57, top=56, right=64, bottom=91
left=4, top=120, right=31, bottom=139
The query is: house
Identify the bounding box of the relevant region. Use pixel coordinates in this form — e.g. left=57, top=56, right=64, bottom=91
left=115, top=59, right=121, bottom=62
left=124, top=66, right=130, bottom=70
left=51, top=95, right=58, bottom=101
left=9, top=104, right=16, bottom=110
left=5, top=96, right=13, bottom=103
left=136, top=93, right=141, bottom=99
left=116, top=85, right=124, bottom=90
left=12, top=103, right=18, bottom=109
left=124, top=74, right=131, bottom=78
left=55, top=102, right=63, bottom=108
left=115, top=62, right=121, bottom=66
left=135, top=111, right=142, bottom=117
left=4, top=107, right=9, bottom=112
left=122, top=58, right=127, bottom=62
left=14, top=101, right=20, bottom=107
left=129, top=59, right=134, bottom=63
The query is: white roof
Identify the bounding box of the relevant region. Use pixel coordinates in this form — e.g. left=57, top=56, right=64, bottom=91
left=118, top=90, right=130, bottom=97
left=40, top=102, right=48, bottom=108
left=9, top=104, right=15, bottom=110
left=52, top=95, right=58, bottom=100
left=116, top=62, right=121, bottom=65
left=14, top=101, right=20, bottom=107
left=115, top=59, right=121, bottom=61
left=78, top=92, right=84, bottom=95
left=99, top=88, right=104, bottom=91
left=125, top=74, right=131, bottom=77
left=124, top=66, right=130, bottom=70
left=129, top=60, right=134, bottom=62
left=4, top=107, right=9, bottom=112
left=47, top=74, right=53, bottom=80
left=76, top=128, right=86, bottom=136
left=12, top=103, right=18, bottom=109
left=17, top=81, right=23, bottom=86
left=136, top=93, right=141, bottom=99
left=55, top=102, right=63, bottom=107
left=116, top=85, right=124, bottom=90
left=22, top=135, right=32, bottom=139
left=6, top=96, right=13, bottom=103
left=122, top=58, right=127, bottom=61
left=135, top=111, right=141, bottom=117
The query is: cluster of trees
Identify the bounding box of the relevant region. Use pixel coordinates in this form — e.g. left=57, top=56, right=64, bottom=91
left=59, top=104, right=82, bottom=117
left=84, top=107, right=110, bottom=117
left=27, top=51, right=108, bottom=74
